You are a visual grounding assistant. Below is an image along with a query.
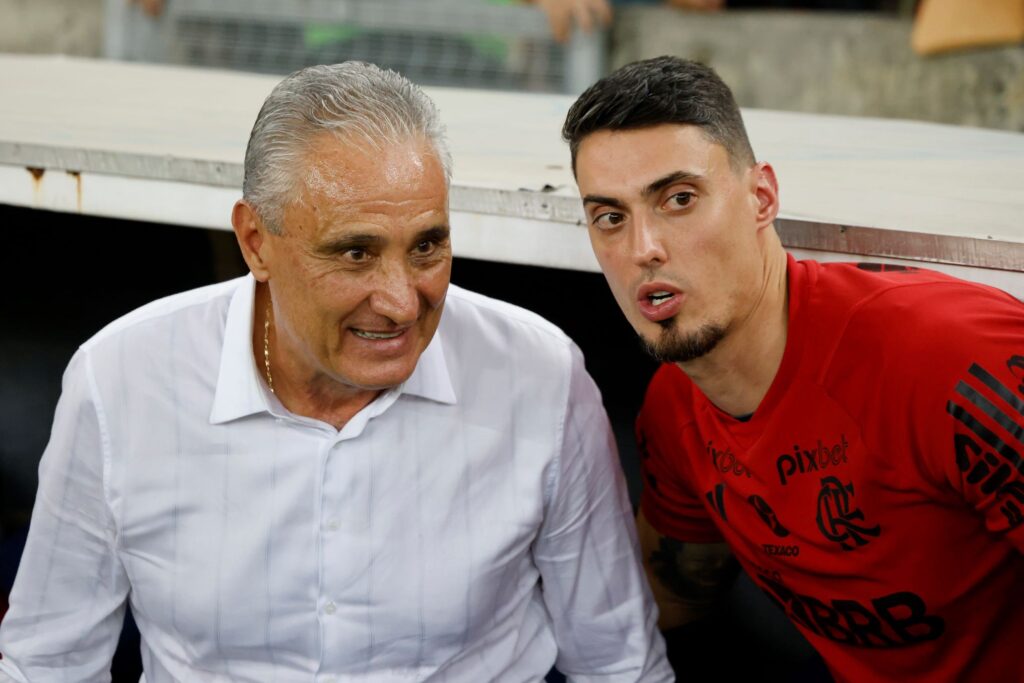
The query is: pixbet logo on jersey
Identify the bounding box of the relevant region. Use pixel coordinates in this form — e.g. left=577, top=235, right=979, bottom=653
left=776, top=435, right=849, bottom=485
left=707, top=440, right=752, bottom=478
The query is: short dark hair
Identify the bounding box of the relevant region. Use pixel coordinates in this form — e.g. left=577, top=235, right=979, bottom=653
left=562, top=56, right=755, bottom=174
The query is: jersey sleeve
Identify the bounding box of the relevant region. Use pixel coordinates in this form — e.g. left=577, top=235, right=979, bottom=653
left=636, top=365, right=723, bottom=544
left=833, top=280, right=1024, bottom=554
left=932, top=289, right=1024, bottom=552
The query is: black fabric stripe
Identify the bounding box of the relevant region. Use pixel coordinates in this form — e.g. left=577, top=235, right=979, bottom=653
left=705, top=484, right=727, bottom=521
left=968, top=364, right=1024, bottom=418
left=981, top=464, right=1012, bottom=496
left=955, top=381, right=1024, bottom=446
left=946, top=401, right=1024, bottom=474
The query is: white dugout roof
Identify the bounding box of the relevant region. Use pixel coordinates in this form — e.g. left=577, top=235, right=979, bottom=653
left=1, top=55, right=1022, bottom=297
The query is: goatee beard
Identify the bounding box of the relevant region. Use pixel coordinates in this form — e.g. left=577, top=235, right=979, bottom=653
left=640, top=320, right=726, bottom=364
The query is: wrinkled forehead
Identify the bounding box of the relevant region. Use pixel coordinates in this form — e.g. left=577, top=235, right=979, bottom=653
left=300, top=131, right=442, bottom=192
left=280, top=134, right=446, bottom=219
left=276, top=133, right=449, bottom=237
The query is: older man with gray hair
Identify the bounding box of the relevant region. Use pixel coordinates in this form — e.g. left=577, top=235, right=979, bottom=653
left=0, top=63, right=670, bottom=682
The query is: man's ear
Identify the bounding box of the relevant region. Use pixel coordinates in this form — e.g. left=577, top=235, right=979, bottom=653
left=231, top=200, right=272, bottom=281
left=751, top=161, right=780, bottom=231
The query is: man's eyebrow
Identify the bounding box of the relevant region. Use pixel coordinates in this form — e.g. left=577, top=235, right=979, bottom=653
left=415, top=225, right=451, bottom=242
left=642, top=171, right=703, bottom=198
left=582, top=194, right=626, bottom=209
left=315, top=233, right=382, bottom=254
left=582, top=171, right=704, bottom=210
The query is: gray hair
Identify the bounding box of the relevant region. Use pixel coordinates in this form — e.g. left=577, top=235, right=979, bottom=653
left=242, top=62, right=452, bottom=233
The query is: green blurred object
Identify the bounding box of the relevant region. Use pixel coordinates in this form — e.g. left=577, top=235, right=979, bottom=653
left=302, top=18, right=511, bottom=63
left=304, top=24, right=362, bottom=49
left=477, top=0, right=522, bottom=59
left=467, top=34, right=510, bottom=61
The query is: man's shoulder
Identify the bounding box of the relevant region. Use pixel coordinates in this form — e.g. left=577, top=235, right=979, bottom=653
left=810, top=262, right=1022, bottom=405
left=443, top=284, right=573, bottom=351
left=82, top=277, right=242, bottom=354
left=805, top=261, right=1020, bottom=352
left=439, top=285, right=583, bottom=406
left=810, top=260, right=1018, bottom=318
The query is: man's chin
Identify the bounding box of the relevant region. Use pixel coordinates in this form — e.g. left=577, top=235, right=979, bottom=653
left=335, top=368, right=414, bottom=394
left=318, top=356, right=419, bottom=396
left=639, top=322, right=727, bottom=364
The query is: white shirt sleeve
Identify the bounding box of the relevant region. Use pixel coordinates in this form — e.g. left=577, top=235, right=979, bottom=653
left=533, top=345, right=673, bottom=683
left=0, top=350, right=130, bottom=682
left=0, top=664, right=27, bottom=683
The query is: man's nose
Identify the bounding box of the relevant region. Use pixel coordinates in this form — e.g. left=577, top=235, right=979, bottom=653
left=368, top=263, right=419, bottom=324
left=630, top=215, right=668, bottom=268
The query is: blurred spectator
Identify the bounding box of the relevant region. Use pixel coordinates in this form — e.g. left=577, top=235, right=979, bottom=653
left=123, top=0, right=894, bottom=47
left=527, top=0, right=891, bottom=43
left=528, top=0, right=727, bottom=43
left=124, top=0, right=721, bottom=44
left=528, top=0, right=614, bottom=43
left=912, top=0, right=1024, bottom=55
left=128, top=0, right=165, bottom=18
left=726, top=1, right=889, bottom=6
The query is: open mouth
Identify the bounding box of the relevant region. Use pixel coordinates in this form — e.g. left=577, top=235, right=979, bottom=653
left=352, top=329, right=404, bottom=340
left=648, top=291, right=675, bottom=306
left=637, top=283, right=683, bottom=322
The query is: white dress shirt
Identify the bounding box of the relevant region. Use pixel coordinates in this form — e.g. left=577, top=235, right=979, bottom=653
left=0, top=275, right=670, bottom=683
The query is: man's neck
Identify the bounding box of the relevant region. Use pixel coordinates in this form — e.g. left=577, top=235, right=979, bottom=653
left=253, top=283, right=381, bottom=431
left=274, top=371, right=381, bottom=431
left=679, top=245, right=790, bottom=418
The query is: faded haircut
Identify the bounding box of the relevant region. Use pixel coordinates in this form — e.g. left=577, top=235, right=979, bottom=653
left=562, top=56, right=755, bottom=173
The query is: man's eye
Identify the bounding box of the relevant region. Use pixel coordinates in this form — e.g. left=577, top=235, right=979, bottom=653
left=345, top=248, right=368, bottom=262
left=593, top=212, right=625, bottom=230
left=666, top=192, right=694, bottom=209
left=415, top=240, right=435, bottom=255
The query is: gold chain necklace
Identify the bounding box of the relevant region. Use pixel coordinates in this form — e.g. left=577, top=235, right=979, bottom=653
left=263, top=303, right=275, bottom=394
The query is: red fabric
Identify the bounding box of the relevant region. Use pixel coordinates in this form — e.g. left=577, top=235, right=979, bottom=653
left=638, top=257, right=1024, bottom=682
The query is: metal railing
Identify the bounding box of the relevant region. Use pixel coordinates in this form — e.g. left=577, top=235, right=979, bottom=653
left=103, top=0, right=606, bottom=93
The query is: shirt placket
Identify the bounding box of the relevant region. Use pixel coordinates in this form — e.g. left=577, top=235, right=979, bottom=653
left=317, top=425, right=378, bottom=679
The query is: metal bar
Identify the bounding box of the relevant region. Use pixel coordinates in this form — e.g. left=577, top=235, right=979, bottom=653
left=7, top=141, right=1020, bottom=274
left=0, top=143, right=243, bottom=189
left=777, top=218, right=1024, bottom=273
left=563, top=28, right=606, bottom=94
left=168, top=0, right=554, bottom=38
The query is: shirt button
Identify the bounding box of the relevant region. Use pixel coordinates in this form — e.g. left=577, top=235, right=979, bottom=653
left=326, top=519, right=339, bottom=531
left=324, top=601, right=337, bottom=615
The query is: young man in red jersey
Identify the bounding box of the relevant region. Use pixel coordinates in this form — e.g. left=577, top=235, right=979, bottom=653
left=563, top=56, right=1024, bottom=682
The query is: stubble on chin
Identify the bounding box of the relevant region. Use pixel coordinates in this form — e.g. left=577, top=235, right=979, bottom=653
left=639, top=318, right=727, bottom=364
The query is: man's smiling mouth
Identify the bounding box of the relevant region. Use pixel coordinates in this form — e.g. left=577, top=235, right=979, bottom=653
left=352, top=329, right=404, bottom=340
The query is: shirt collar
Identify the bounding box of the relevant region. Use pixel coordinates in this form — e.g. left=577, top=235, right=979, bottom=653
left=209, top=274, right=457, bottom=425
left=209, top=274, right=268, bottom=424
left=402, top=324, right=457, bottom=406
